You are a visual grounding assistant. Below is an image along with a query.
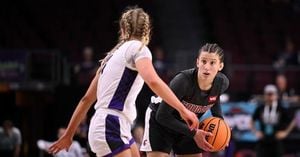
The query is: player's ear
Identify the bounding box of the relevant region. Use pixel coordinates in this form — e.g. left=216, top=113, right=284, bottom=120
left=196, top=58, right=200, bottom=68
left=219, top=62, right=224, bottom=71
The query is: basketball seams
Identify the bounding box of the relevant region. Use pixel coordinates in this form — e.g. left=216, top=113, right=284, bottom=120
left=202, top=117, right=215, bottom=131
left=211, top=119, right=220, bottom=149
left=201, top=117, right=231, bottom=152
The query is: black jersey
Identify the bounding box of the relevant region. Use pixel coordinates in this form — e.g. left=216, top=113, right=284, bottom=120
left=154, top=68, right=229, bottom=138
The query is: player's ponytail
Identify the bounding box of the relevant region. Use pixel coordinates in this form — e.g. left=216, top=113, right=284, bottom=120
left=99, top=7, right=151, bottom=73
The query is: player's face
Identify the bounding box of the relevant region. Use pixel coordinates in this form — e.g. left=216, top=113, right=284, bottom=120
left=264, top=92, right=278, bottom=103
left=197, top=51, right=223, bottom=81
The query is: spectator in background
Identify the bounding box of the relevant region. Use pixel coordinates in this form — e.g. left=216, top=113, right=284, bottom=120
left=73, top=115, right=94, bottom=157
left=274, top=38, right=299, bottom=70
left=37, top=127, right=84, bottom=157
left=251, top=84, right=296, bottom=157
left=275, top=73, right=299, bottom=106
left=74, top=46, right=97, bottom=86
left=0, top=120, right=22, bottom=157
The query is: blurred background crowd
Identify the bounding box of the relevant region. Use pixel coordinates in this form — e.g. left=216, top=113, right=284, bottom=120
left=0, top=0, right=300, bottom=157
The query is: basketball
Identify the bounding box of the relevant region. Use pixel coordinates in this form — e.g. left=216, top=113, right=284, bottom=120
left=199, top=117, right=231, bottom=152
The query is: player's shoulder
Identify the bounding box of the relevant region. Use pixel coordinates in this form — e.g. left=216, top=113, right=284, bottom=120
left=126, top=39, right=142, bottom=45
left=215, top=72, right=229, bottom=92
left=216, top=72, right=229, bottom=84
left=216, top=72, right=228, bottom=80
left=170, top=68, right=196, bottom=86
left=125, top=40, right=149, bottom=50
left=180, top=68, right=196, bottom=77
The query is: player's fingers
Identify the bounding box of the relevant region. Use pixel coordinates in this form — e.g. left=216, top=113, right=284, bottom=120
left=192, top=113, right=199, bottom=128
left=186, top=119, right=196, bottom=131
left=201, top=147, right=210, bottom=152
left=186, top=119, right=192, bottom=128
left=203, top=140, right=213, bottom=150
left=188, top=115, right=199, bottom=130
left=48, top=144, right=56, bottom=153
left=201, top=144, right=211, bottom=152
left=53, top=148, right=60, bottom=154
left=49, top=146, right=60, bottom=154
left=190, top=120, right=198, bottom=130
left=49, top=143, right=63, bottom=154
left=204, top=131, right=213, bottom=137
left=194, top=117, right=199, bottom=129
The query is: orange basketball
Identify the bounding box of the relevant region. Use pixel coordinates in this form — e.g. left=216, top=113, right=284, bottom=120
left=199, top=117, right=231, bottom=152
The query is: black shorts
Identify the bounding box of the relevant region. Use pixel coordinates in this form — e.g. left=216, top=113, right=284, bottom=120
left=140, top=107, right=203, bottom=155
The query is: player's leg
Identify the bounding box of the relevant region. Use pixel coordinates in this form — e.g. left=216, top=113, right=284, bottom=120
left=147, top=151, right=170, bottom=157
left=132, top=124, right=145, bottom=148
left=140, top=107, right=174, bottom=156
left=130, top=142, right=140, bottom=157
left=111, top=142, right=140, bottom=157
left=176, top=154, right=202, bottom=157
left=114, top=148, right=132, bottom=157
left=89, top=112, right=135, bottom=157
left=173, top=136, right=203, bottom=157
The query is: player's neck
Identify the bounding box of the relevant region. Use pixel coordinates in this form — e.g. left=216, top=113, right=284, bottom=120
left=198, top=78, right=213, bottom=91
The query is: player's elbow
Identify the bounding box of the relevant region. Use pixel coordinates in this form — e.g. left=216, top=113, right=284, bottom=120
left=80, top=95, right=95, bottom=104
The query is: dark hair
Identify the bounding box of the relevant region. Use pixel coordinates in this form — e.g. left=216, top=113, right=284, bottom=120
left=199, top=43, right=224, bottom=62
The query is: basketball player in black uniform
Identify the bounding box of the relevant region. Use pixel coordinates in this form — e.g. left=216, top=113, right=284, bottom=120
left=140, top=43, right=229, bottom=157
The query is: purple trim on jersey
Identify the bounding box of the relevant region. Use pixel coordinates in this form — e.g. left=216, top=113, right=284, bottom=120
left=103, top=139, right=135, bottom=157
left=104, top=115, right=134, bottom=157
left=105, top=114, right=123, bottom=154
left=108, top=67, right=138, bottom=111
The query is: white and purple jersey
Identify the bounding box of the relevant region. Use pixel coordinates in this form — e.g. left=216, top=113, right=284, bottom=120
left=88, top=40, right=152, bottom=157
left=94, top=40, right=152, bottom=124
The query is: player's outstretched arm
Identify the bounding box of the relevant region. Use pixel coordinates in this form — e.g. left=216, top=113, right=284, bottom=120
left=135, top=58, right=199, bottom=130
left=48, top=68, right=100, bottom=154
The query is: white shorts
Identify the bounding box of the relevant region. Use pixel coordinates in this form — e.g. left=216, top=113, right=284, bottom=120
left=140, top=107, right=152, bottom=152
left=88, top=109, right=134, bottom=157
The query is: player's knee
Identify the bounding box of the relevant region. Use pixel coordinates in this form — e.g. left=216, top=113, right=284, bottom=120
left=147, top=151, right=169, bottom=157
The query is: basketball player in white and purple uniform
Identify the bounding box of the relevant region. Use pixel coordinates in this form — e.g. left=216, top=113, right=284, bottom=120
left=48, top=7, right=199, bottom=157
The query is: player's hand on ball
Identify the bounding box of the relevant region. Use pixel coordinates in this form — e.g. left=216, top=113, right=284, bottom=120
left=193, top=129, right=213, bottom=152
left=48, top=134, right=72, bottom=154
left=180, top=108, right=199, bottom=130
